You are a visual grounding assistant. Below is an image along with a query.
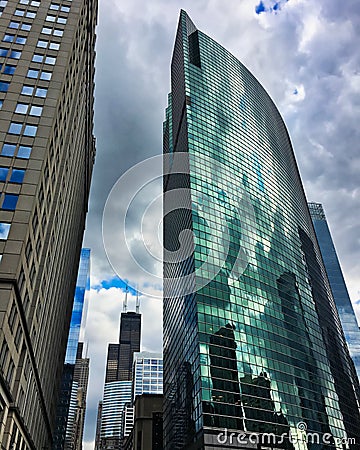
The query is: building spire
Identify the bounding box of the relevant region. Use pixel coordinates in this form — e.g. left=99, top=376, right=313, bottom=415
left=123, top=284, right=128, bottom=313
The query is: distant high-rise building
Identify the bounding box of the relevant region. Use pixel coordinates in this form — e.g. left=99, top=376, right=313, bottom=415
left=122, top=351, right=163, bottom=443
left=94, top=401, right=102, bottom=450
left=132, top=351, right=163, bottom=401
left=163, top=10, right=360, bottom=449
left=53, top=249, right=91, bottom=449
left=0, top=0, right=96, bottom=446
left=309, top=202, right=360, bottom=379
left=99, top=311, right=141, bottom=449
left=117, top=311, right=141, bottom=381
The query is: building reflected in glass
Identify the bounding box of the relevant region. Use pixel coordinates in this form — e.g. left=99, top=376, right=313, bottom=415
left=163, top=11, right=360, bottom=450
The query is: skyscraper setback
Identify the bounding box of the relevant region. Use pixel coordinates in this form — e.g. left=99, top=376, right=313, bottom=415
left=163, top=10, right=360, bottom=450
left=0, top=0, right=96, bottom=447
left=97, top=310, right=141, bottom=448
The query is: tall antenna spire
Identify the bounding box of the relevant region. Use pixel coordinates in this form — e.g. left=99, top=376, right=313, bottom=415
left=123, top=284, right=128, bottom=312
left=136, top=285, right=140, bottom=314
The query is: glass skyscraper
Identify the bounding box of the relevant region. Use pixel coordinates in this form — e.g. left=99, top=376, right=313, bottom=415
left=163, top=11, right=360, bottom=450
left=65, top=248, right=91, bottom=363
left=53, top=249, right=91, bottom=449
left=309, top=202, right=360, bottom=379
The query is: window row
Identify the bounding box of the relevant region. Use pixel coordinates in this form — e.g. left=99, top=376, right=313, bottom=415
left=8, top=122, right=37, bottom=136
left=32, top=53, right=56, bottom=65
left=1, top=143, right=32, bottom=159
left=41, top=26, right=63, bottom=37
left=37, top=39, right=60, bottom=50
left=15, top=103, right=43, bottom=116
left=22, top=85, right=47, bottom=97
left=14, top=9, right=36, bottom=18
left=3, top=34, right=27, bottom=44
left=46, top=15, right=67, bottom=24
left=50, top=3, right=70, bottom=12
left=27, top=68, right=52, bottom=80
left=9, top=21, right=31, bottom=31
left=0, top=47, right=21, bottom=59
left=19, top=0, right=40, bottom=6
left=0, top=166, right=25, bottom=183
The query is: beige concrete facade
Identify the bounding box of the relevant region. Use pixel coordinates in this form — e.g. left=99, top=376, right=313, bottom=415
left=0, top=0, right=96, bottom=447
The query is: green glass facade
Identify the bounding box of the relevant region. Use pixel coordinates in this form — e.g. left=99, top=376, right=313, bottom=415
left=163, top=11, right=360, bottom=450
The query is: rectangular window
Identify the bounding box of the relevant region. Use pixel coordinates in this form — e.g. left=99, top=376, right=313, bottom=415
left=3, top=34, right=14, bottom=42
left=9, top=21, right=20, bottom=29
left=50, top=3, right=59, bottom=9
left=35, top=87, right=47, bottom=97
left=0, top=48, right=8, bottom=56
left=24, top=124, right=37, bottom=136
left=61, top=6, right=70, bottom=12
left=57, top=17, right=66, bottom=24
left=10, top=169, right=25, bottom=183
left=0, top=341, right=9, bottom=368
left=40, top=71, right=51, bottom=80
left=15, top=103, right=29, bottom=114
left=3, top=64, right=16, bottom=74
left=41, top=27, right=51, bottom=34
left=29, top=105, right=42, bottom=116
left=49, top=42, right=60, bottom=50
left=8, top=302, right=16, bottom=330
left=21, top=85, right=34, bottom=95
left=1, top=143, right=16, bottom=156
left=8, top=122, right=22, bottom=134
left=32, top=53, right=43, bottom=63
left=14, top=9, right=25, bottom=16
left=27, top=69, right=38, bottom=78
left=17, top=145, right=31, bottom=159
left=46, top=14, right=55, bottom=22
left=6, top=359, right=15, bottom=384
left=21, top=23, right=31, bottom=31
left=53, top=29, right=63, bottom=37
left=45, top=56, right=56, bottom=65
left=37, top=39, right=48, bottom=48
left=15, top=36, right=27, bottom=44
left=9, top=50, right=21, bottom=59
left=0, top=167, right=9, bottom=182
left=0, top=223, right=10, bottom=240
left=0, top=81, right=9, bottom=92
left=2, top=194, right=19, bottom=210
left=25, top=10, right=36, bottom=18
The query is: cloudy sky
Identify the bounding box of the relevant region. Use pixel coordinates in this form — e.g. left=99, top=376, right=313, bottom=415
left=81, top=0, right=360, bottom=447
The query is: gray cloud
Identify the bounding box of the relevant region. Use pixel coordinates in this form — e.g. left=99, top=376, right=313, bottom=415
left=83, top=0, right=360, bottom=446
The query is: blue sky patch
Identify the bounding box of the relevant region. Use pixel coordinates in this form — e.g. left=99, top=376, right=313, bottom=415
left=93, top=276, right=138, bottom=295
left=255, top=1, right=266, bottom=14
left=255, top=0, right=289, bottom=15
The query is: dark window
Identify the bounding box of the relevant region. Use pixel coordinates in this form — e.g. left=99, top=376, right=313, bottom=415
left=3, top=65, right=16, bottom=74
left=2, top=194, right=19, bottom=210
left=0, top=167, right=9, bottom=181
left=10, top=169, right=25, bottom=184
left=0, top=81, right=9, bottom=92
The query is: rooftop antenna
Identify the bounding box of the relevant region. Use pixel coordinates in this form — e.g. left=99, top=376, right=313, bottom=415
left=123, top=284, right=128, bottom=313
left=136, top=285, right=140, bottom=314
